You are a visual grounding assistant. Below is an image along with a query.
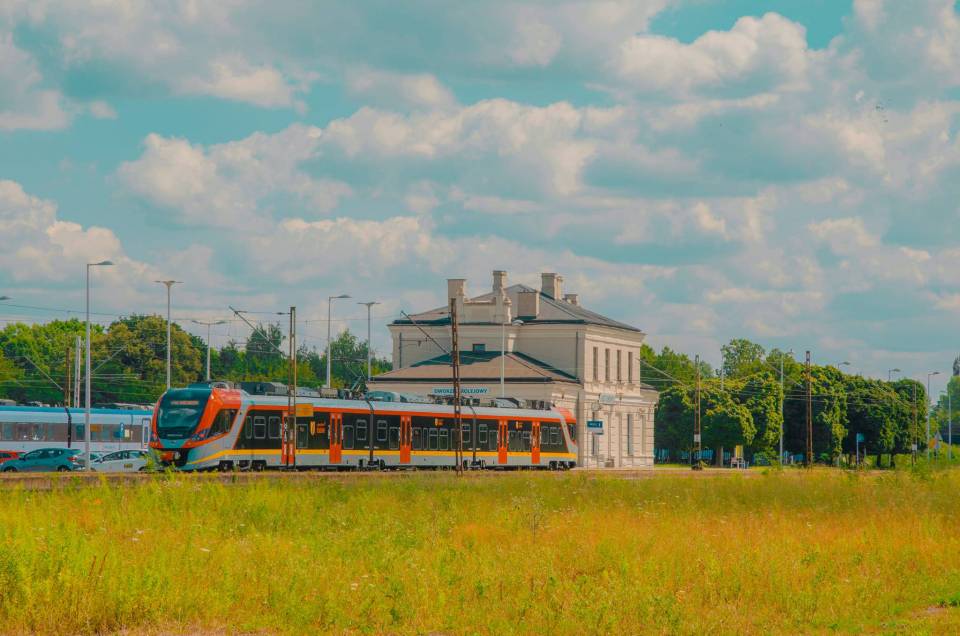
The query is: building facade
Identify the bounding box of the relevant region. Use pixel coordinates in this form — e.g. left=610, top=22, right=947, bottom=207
left=370, top=271, right=658, bottom=468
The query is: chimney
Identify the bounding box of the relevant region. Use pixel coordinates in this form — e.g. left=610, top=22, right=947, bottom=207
left=517, top=290, right=540, bottom=318
left=541, top=272, right=563, bottom=299
left=492, top=270, right=507, bottom=294
left=564, top=293, right=580, bottom=306
left=447, top=278, right=466, bottom=302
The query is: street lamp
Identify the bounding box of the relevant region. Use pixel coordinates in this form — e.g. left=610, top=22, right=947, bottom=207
left=85, top=260, right=113, bottom=469
left=779, top=349, right=794, bottom=463
left=154, top=280, right=182, bottom=390
left=192, top=319, right=226, bottom=381
left=927, top=371, right=941, bottom=460
left=326, top=294, right=350, bottom=389
left=357, top=301, right=380, bottom=386
left=888, top=368, right=901, bottom=382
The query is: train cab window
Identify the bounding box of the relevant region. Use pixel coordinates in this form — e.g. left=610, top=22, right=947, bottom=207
left=428, top=428, right=438, bottom=451
left=377, top=420, right=388, bottom=443
left=568, top=424, right=577, bottom=443
left=210, top=409, right=237, bottom=437
left=253, top=416, right=266, bottom=439
left=344, top=425, right=354, bottom=450
left=439, top=429, right=449, bottom=451
left=268, top=416, right=281, bottom=439
left=478, top=423, right=487, bottom=446
left=389, top=425, right=400, bottom=450
left=413, top=428, right=423, bottom=450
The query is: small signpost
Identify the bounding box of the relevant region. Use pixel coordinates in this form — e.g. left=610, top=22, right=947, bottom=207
left=855, top=432, right=865, bottom=466
left=586, top=420, right=604, bottom=435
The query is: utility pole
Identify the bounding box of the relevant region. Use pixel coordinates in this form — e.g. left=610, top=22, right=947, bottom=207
left=450, top=298, right=463, bottom=475
left=926, top=371, right=940, bottom=461
left=73, top=335, right=81, bottom=410
left=805, top=351, right=813, bottom=468
left=949, top=390, right=953, bottom=461
left=192, top=319, right=226, bottom=381
left=284, top=306, right=297, bottom=469
left=358, top=301, right=379, bottom=388
left=154, top=280, right=182, bottom=391
left=65, top=345, right=72, bottom=407
left=692, top=354, right=702, bottom=470
left=912, top=383, right=918, bottom=466
left=779, top=349, right=793, bottom=464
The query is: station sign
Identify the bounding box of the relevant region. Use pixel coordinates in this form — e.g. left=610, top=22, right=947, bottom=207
left=432, top=387, right=489, bottom=396
left=586, top=420, right=604, bottom=435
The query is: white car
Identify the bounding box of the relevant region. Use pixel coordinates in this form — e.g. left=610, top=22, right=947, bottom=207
left=90, top=450, right=153, bottom=473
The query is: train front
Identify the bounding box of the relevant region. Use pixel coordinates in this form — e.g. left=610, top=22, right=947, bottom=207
left=151, top=385, right=241, bottom=471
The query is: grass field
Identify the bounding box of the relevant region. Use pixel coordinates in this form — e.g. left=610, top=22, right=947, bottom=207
left=2, top=469, right=960, bottom=635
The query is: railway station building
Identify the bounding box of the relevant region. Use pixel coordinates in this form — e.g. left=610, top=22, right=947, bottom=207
left=369, top=271, right=658, bottom=468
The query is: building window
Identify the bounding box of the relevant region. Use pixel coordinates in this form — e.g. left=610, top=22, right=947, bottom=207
left=605, top=349, right=610, bottom=382
left=628, top=352, right=634, bottom=383
left=616, top=350, right=622, bottom=382
left=472, top=343, right=486, bottom=353
left=592, top=347, right=598, bottom=381
left=627, top=414, right=634, bottom=456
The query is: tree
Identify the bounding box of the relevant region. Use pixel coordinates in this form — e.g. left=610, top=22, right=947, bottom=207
left=782, top=366, right=847, bottom=462
left=731, top=372, right=783, bottom=458
left=0, top=319, right=90, bottom=404
left=640, top=345, right=712, bottom=388
left=721, top=339, right=766, bottom=379
left=842, top=376, right=901, bottom=465
left=654, top=384, right=755, bottom=463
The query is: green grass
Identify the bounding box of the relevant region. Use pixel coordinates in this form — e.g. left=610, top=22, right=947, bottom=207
left=3, top=470, right=960, bottom=634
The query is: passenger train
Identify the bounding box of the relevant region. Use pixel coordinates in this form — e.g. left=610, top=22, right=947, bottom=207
left=152, top=384, right=578, bottom=471
left=0, top=405, right=153, bottom=454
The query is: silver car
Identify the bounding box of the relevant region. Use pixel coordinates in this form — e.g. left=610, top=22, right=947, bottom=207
left=90, top=450, right=153, bottom=473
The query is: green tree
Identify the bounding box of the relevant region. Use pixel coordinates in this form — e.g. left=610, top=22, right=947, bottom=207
left=783, top=366, right=847, bottom=462
left=0, top=319, right=90, bottom=404
left=721, top=338, right=766, bottom=379
left=731, top=372, right=783, bottom=458
left=640, top=344, right=712, bottom=388
left=654, top=384, right=755, bottom=463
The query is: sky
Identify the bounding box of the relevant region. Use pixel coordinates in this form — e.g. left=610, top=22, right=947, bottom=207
left=0, top=0, right=958, bottom=397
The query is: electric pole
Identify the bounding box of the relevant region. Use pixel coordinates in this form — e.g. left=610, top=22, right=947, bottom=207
left=805, top=351, right=813, bottom=467
left=284, top=306, right=297, bottom=469
left=450, top=298, right=463, bottom=475
left=693, top=354, right=702, bottom=470
left=912, top=382, right=918, bottom=466
left=73, top=335, right=81, bottom=410
left=65, top=345, right=72, bottom=407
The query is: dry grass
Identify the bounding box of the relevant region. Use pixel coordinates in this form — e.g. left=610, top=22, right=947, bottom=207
left=2, top=469, right=960, bottom=634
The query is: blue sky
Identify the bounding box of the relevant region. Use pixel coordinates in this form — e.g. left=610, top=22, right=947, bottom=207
left=1, top=0, right=958, bottom=396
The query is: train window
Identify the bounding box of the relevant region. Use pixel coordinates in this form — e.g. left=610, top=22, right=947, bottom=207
left=428, top=428, right=438, bottom=451
left=268, top=416, right=281, bottom=439
left=522, top=431, right=531, bottom=451
left=245, top=416, right=253, bottom=439
left=439, top=429, right=449, bottom=451
left=568, top=424, right=577, bottom=443
left=413, top=428, right=422, bottom=451
left=389, top=425, right=399, bottom=450
left=377, top=420, right=388, bottom=443
left=551, top=427, right=560, bottom=446
left=509, top=430, right=521, bottom=452
left=478, top=424, right=487, bottom=446
left=254, top=416, right=266, bottom=439
left=1, top=422, right=11, bottom=440
left=210, top=409, right=237, bottom=437
left=344, top=425, right=354, bottom=450
left=357, top=423, right=368, bottom=442
left=463, top=423, right=471, bottom=445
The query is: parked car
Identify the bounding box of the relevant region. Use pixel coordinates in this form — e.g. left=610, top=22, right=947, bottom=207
left=0, top=448, right=83, bottom=472
left=0, top=450, right=21, bottom=465
left=90, top=449, right=154, bottom=473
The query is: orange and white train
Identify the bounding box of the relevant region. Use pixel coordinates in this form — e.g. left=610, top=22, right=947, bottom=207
left=151, top=384, right=578, bottom=471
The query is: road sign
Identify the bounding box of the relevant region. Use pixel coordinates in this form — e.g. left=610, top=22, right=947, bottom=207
left=693, top=433, right=701, bottom=443
left=855, top=433, right=864, bottom=443
left=586, top=420, right=604, bottom=435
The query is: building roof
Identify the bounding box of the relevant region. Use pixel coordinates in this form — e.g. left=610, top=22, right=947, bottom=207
left=369, top=350, right=580, bottom=385
left=392, top=283, right=641, bottom=333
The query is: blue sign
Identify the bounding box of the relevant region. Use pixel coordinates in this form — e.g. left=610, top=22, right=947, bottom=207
left=586, top=420, right=604, bottom=435
left=856, top=433, right=865, bottom=443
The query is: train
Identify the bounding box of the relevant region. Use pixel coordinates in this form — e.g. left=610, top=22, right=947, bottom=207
left=0, top=405, right=153, bottom=454
left=152, top=383, right=578, bottom=471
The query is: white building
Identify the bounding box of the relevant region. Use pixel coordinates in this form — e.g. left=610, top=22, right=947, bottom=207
left=370, top=271, right=658, bottom=468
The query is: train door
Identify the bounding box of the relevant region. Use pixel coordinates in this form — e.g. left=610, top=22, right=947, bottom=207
left=497, top=419, right=508, bottom=465
left=531, top=421, right=541, bottom=465
left=329, top=413, right=343, bottom=464
left=400, top=416, right=412, bottom=464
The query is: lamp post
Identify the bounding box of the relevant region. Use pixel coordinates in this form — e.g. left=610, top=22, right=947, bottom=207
left=779, top=349, right=794, bottom=463
left=927, top=371, right=940, bottom=460
left=326, top=294, right=350, bottom=388
left=154, top=280, right=182, bottom=390
left=888, top=368, right=901, bottom=382
left=192, top=319, right=226, bottom=381
left=357, top=301, right=379, bottom=387
left=86, top=261, right=113, bottom=469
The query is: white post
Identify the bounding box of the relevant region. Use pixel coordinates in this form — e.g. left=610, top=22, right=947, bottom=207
left=500, top=321, right=506, bottom=397
left=73, top=335, right=81, bottom=410
left=85, top=265, right=91, bottom=468
left=166, top=285, right=171, bottom=389
left=779, top=355, right=785, bottom=463
left=205, top=322, right=212, bottom=381
left=325, top=294, right=350, bottom=389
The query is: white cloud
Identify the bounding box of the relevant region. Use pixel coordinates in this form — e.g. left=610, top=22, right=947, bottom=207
left=179, top=56, right=301, bottom=109
left=346, top=69, right=456, bottom=110
left=0, top=34, right=69, bottom=130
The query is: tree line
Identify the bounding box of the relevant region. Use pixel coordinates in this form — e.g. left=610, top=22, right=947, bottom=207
left=0, top=315, right=390, bottom=406
left=646, top=339, right=931, bottom=466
